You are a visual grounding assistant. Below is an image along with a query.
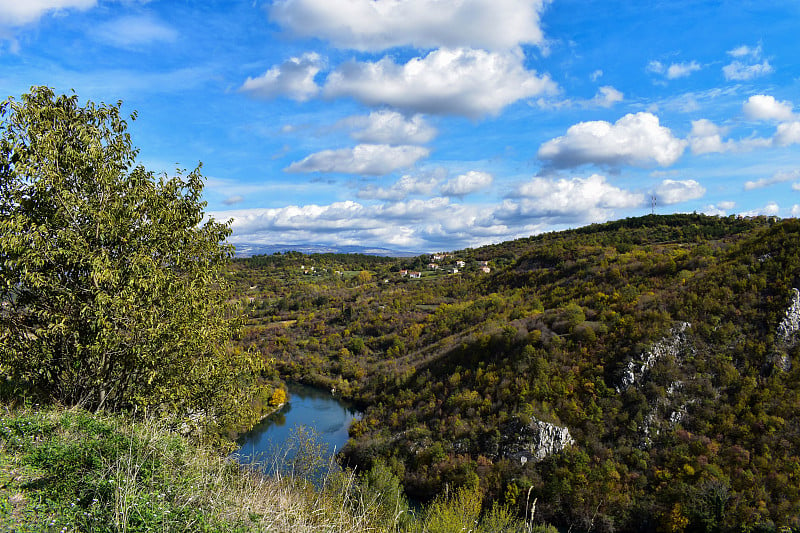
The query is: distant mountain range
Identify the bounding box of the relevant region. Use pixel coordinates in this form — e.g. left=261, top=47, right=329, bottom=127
left=231, top=242, right=420, bottom=258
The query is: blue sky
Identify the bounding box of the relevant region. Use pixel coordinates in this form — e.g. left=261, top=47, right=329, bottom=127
left=2, top=1, right=799, bottom=253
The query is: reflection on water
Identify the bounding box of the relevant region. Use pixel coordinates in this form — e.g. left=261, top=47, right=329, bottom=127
left=236, top=383, right=360, bottom=464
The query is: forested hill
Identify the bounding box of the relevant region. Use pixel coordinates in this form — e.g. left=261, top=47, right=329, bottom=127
left=233, top=214, right=800, bottom=532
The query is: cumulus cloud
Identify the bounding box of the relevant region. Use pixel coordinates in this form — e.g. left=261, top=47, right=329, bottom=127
left=285, top=144, right=429, bottom=175
left=653, top=179, right=705, bottom=204
left=504, top=174, right=644, bottom=223
left=92, top=15, right=177, bottom=48
left=211, top=175, right=647, bottom=251
left=0, top=0, right=95, bottom=26
left=213, top=198, right=514, bottom=251
left=688, top=113, right=800, bottom=154
left=774, top=121, right=800, bottom=147
left=324, top=48, right=557, bottom=118
left=537, top=112, right=687, bottom=169
left=357, top=174, right=440, bottom=201
left=688, top=119, right=736, bottom=154
left=240, top=53, right=324, bottom=102
left=269, top=0, right=549, bottom=52
left=743, top=95, right=795, bottom=122
left=744, top=170, right=800, bottom=190
left=440, top=171, right=494, bottom=197
left=740, top=202, right=781, bottom=217
left=723, top=44, right=772, bottom=81
left=647, top=60, right=701, bottom=80
left=346, top=111, right=437, bottom=145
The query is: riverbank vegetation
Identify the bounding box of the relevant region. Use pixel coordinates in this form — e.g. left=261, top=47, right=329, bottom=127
left=235, top=214, right=800, bottom=531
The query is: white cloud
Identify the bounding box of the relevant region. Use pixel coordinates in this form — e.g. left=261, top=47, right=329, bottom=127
left=91, top=15, right=177, bottom=48
left=222, top=195, right=244, bottom=206
left=723, top=61, right=773, bottom=81
left=723, top=44, right=772, bottom=81
left=440, top=171, right=494, bottom=197
left=285, top=144, right=429, bottom=175
left=346, top=111, right=437, bottom=145
left=667, top=61, right=701, bottom=79
left=648, top=60, right=701, bottom=80
left=240, top=53, right=324, bottom=102
left=324, top=47, right=557, bottom=118
left=774, top=121, right=800, bottom=147
left=792, top=205, right=800, bottom=217
left=536, top=85, right=623, bottom=110
left=0, top=0, right=95, bottom=26
left=793, top=183, right=800, bottom=192
left=653, top=179, right=705, bottom=205
left=214, top=198, right=515, bottom=251
left=591, top=86, right=623, bottom=108
left=269, top=0, right=549, bottom=52
left=739, top=202, right=781, bottom=217
left=537, top=112, right=687, bottom=169
left=211, top=175, right=646, bottom=251
left=357, top=174, right=440, bottom=201
left=688, top=112, right=800, bottom=154
left=688, top=119, right=736, bottom=154
left=744, top=170, right=800, bottom=190
left=703, top=201, right=736, bottom=216
left=728, top=44, right=761, bottom=58
left=743, top=95, right=795, bottom=122
left=647, top=61, right=665, bottom=75
left=505, top=174, right=644, bottom=223
left=590, top=70, right=603, bottom=82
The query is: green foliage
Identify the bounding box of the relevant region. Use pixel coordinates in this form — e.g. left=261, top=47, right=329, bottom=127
left=0, top=407, right=237, bottom=532
left=0, top=87, right=265, bottom=433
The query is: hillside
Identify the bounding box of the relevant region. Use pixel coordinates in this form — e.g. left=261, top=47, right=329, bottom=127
left=235, top=214, right=800, bottom=532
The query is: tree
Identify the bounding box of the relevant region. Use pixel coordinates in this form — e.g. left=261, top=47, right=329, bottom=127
left=0, top=87, right=265, bottom=432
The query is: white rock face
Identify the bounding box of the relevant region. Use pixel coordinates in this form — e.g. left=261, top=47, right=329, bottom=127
left=502, top=417, right=574, bottom=464
left=617, top=322, right=691, bottom=393
left=528, top=420, right=575, bottom=462
left=777, top=288, right=800, bottom=344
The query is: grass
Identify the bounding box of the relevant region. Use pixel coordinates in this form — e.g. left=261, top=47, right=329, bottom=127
left=0, top=404, right=555, bottom=532
left=0, top=405, right=390, bottom=532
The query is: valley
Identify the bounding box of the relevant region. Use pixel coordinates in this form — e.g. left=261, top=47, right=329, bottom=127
left=232, top=213, right=800, bottom=531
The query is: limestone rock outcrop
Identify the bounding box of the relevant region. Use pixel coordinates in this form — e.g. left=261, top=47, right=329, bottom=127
left=617, top=322, right=691, bottom=393
left=501, top=416, right=574, bottom=465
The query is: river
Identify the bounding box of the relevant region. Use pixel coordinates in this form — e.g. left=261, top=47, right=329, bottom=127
left=235, top=382, right=361, bottom=466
